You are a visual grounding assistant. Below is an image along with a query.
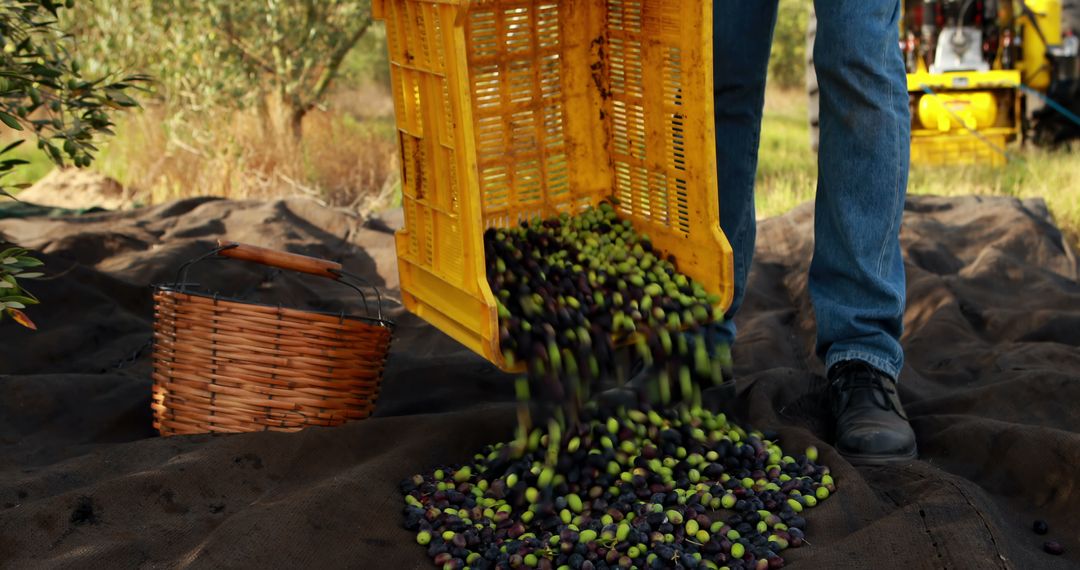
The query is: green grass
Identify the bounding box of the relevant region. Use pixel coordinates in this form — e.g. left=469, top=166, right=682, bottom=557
left=756, top=91, right=818, bottom=218
left=757, top=88, right=1080, bottom=249
left=1, top=141, right=56, bottom=195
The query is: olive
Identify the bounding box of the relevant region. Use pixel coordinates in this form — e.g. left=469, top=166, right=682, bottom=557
left=1033, top=519, right=1048, bottom=535
left=403, top=403, right=827, bottom=569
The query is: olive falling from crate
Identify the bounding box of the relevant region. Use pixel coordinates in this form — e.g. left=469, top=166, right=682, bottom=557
left=375, top=0, right=734, bottom=370
left=484, top=203, right=736, bottom=424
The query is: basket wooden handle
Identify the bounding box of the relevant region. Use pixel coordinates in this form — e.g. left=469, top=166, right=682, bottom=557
left=216, top=240, right=342, bottom=279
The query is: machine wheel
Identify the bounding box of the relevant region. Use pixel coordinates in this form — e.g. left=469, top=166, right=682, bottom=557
left=806, top=6, right=820, bottom=153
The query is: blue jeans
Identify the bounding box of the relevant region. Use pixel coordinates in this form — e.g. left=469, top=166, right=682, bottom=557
left=711, top=0, right=910, bottom=380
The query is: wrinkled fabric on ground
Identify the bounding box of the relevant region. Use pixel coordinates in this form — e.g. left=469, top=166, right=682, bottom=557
left=1, top=195, right=1078, bottom=569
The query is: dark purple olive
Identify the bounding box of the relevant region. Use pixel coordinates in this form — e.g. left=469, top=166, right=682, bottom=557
left=1033, top=519, right=1048, bottom=535
left=1044, top=541, right=1064, bottom=555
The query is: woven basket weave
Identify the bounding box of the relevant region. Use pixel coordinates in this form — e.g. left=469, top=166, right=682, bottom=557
left=151, top=241, right=393, bottom=436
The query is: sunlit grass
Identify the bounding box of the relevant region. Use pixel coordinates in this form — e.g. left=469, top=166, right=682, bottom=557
left=906, top=152, right=1080, bottom=247
left=757, top=88, right=1080, bottom=248
left=756, top=89, right=818, bottom=218
left=0, top=141, right=56, bottom=195
left=0, top=80, right=399, bottom=213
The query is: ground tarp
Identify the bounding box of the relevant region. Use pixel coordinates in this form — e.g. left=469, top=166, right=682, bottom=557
left=1, top=194, right=1078, bottom=569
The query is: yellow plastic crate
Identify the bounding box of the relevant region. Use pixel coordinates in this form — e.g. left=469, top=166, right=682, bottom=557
left=911, top=132, right=1009, bottom=167
left=374, top=0, right=734, bottom=369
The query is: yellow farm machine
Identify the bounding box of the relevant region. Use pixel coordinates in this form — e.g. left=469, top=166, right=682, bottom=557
left=809, top=0, right=1080, bottom=165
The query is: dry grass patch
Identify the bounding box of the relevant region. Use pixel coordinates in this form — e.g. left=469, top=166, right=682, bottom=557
left=91, top=89, right=399, bottom=212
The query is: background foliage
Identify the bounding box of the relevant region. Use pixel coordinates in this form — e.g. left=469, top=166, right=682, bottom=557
left=768, top=0, right=809, bottom=90
left=1, top=0, right=144, bottom=194
left=4, top=0, right=1077, bottom=252
left=1, top=0, right=143, bottom=328
left=55, top=0, right=395, bottom=209
left=67, top=0, right=374, bottom=140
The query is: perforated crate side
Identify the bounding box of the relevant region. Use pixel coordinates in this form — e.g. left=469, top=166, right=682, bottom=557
left=596, top=0, right=732, bottom=309
left=465, top=0, right=609, bottom=227
left=461, top=0, right=733, bottom=315
left=911, top=133, right=1008, bottom=167
left=376, top=0, right=500, bottom=360
left=377, top=0, right=734, bottom=370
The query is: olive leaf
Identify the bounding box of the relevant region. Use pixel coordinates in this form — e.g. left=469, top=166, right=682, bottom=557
left=12, top=256, right=44, bottom=268
left=6, top=308, right=37, bottom=330
left=1, top=292, right=38, bottom=303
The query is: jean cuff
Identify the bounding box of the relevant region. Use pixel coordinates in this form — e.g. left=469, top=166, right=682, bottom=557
left=707, top=320, right=736, bottom=349
left=825, top=350, right=902, bottom=382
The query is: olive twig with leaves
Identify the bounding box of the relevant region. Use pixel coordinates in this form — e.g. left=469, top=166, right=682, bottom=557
left=0, top=247, right=43, bottom=329
left=0, top=0, right=146, bottom=329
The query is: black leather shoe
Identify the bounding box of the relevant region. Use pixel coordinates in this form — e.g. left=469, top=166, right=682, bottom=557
left=828, top=360, right=917, bottom=465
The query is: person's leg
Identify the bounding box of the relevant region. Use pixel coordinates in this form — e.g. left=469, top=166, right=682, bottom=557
left=811, top=0, right=916, bottom=463
left=810, top=0, right=909, bottom=380
left=710, top=0, right=780, bottom=349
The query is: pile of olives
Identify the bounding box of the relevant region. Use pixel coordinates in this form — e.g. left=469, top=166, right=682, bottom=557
left=402, top=406, right=834, bottom=569
left=401, top=205, right=835, bottom=569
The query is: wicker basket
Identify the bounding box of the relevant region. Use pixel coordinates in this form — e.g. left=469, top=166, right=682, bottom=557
left=151, top=241, right=394, bottom=436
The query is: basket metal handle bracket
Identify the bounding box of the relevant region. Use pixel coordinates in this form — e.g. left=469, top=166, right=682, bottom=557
left=173, top=243, right=235, bottom=292
left=169, top=242, right=390, bottom=324
left=333, top=269, right=387, bottom=322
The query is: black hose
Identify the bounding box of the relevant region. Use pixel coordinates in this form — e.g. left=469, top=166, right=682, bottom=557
left=959, top=0, right=978, bottom=23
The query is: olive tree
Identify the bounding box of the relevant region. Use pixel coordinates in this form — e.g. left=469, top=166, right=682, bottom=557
left=71, top=0, right=374, bottom=141
left=1, top=0, right=144, bottom=329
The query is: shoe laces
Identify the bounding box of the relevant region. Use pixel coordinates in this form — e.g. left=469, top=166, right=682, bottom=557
left=830, top=362, right=898, bottom=414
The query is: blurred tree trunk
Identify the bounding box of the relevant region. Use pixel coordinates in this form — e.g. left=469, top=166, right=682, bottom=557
left=215, top=2, right=373, bottom=143
left=276, top=18, right=371, bottom=143
left=69, top=1, right=375, bottom=144
left=289, top=106, right=305, bottom=142
left=256, top=93, right=273, bottom=139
